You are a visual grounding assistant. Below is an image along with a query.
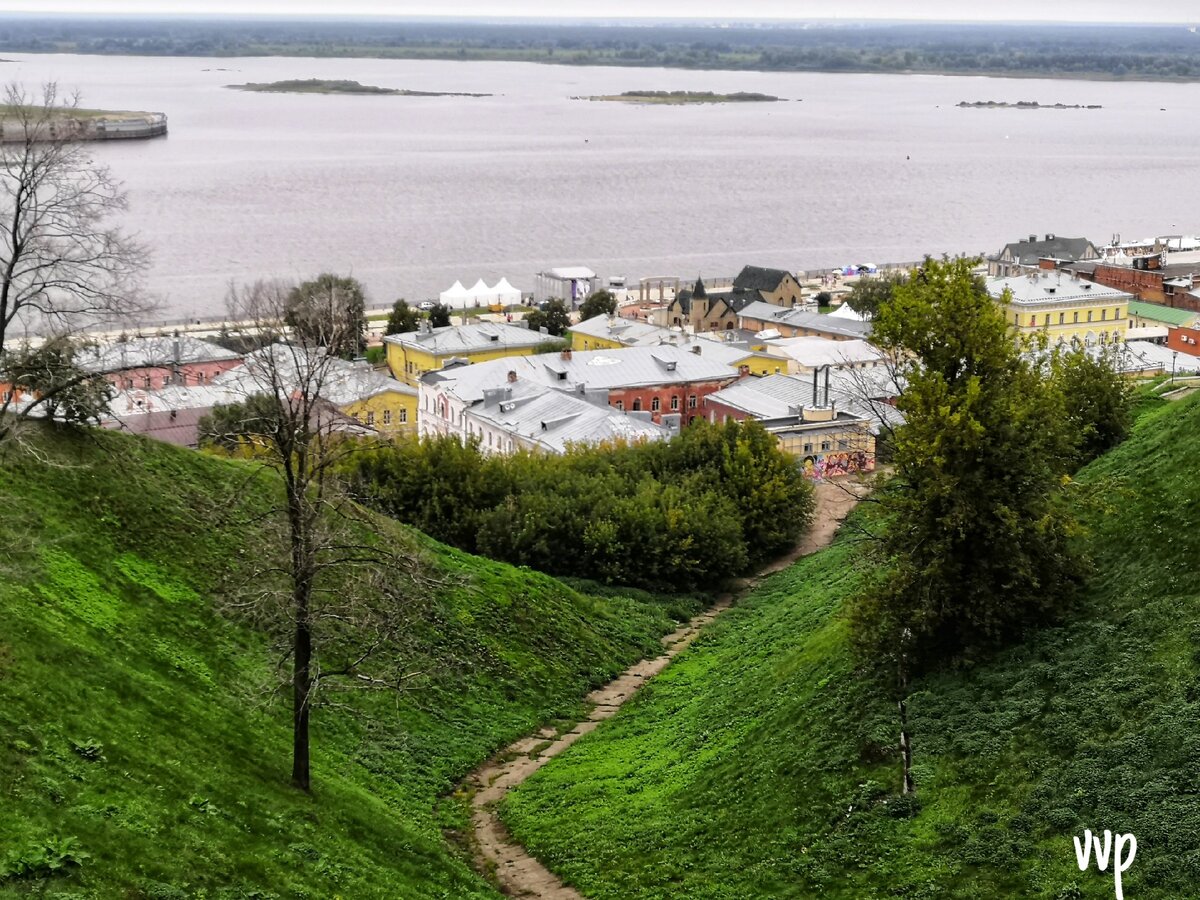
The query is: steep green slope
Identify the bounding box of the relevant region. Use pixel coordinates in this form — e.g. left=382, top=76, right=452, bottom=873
left=0, top=426, right=697, bottom=898
left=502, top=392, right=1200, bottom=899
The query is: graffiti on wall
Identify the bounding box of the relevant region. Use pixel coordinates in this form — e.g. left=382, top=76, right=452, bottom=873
left=801, top=451, right=873, bottom=480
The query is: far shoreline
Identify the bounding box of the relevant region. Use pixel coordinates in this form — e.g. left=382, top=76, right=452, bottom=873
left=5, top=48, right=1200, bottom=85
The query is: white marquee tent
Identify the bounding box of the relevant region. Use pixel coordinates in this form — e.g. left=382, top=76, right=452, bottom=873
left=439, top=280, right=470, bottom=307
left=438, top=277, right=525, bottom=309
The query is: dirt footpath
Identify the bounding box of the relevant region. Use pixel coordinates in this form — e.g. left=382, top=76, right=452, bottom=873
left=462, top=478, right=867, bottom=899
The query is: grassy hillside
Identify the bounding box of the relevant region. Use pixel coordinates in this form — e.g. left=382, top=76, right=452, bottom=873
left=0, top=425, right=698, bottom=898
left=501, top=392, right=1200, bottom=899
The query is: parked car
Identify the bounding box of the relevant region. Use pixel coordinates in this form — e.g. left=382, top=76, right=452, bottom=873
left=418, top=300, right=436, bottom=311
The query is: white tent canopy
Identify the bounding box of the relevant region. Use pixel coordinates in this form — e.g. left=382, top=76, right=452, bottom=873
left=440, top=277, right=524, bottom=308
left=467, top=278, right=492, bottom=302
left=439, top=280, right=470, bottom=307
left=492, top=277, right=522, bottom=305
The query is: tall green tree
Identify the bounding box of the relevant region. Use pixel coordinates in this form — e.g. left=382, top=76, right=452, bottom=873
left=844, top=271, right=907, bottom=319
left=578, top=289, right=618, bottom=321
left=284, top=273, right=366, bottom=358
left=1050, top=345, right=1133, bottom=468
left=427, top=303, right=452, bottom=329
left=384, top=299, right=420, bottom=336
left=853, top=258, right=1083, bottom=673
left=526, top=298, right=571, bottom=337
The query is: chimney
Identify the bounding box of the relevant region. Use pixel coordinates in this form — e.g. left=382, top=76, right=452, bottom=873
left=507, top=370, right=517, bottom=383
left=561, top=348, right=572, bottom=361
left=1028, top=234, right=1037, bottom=242
left=692, top=344, right=702, bottom=354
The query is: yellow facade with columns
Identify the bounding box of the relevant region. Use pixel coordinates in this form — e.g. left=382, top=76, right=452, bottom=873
left=987, top=273, right=1132, bottom=347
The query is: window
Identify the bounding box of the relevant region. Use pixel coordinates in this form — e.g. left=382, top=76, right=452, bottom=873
left=383, top=409, right=392, bottom=426
left=1087, top=310, right=1093, bottom=322
left=399, top=408, right=407, bottom=423
left=838, top=440, right=849, bottom=450
left=1073, top=312, right=1079, bottom=323
left=142, top=375, right=151, bottom=389
left=670, top=396, right=679, bottom=411
left=651, top=397, right=661, bottom=412
left=1059, top=313, right=1065, bottom=325
left=820, top=441, right=831, bottom=452
left=1044, top=315, right=1051, bottom=327
left=1114, top=308, right=1121, bottom=319
left=1, top=390, right=10, bottom=403
left=632, top=398, right=642, bottom=411
left=615, top=400, right=624, bottom=411
left=688, top=395, right=697, bottom=409
left=366, top=411, right=375, bottom=426
left=803, top=443, right=813, bottom=454
left=1101, top=309, right=1107, bottom=321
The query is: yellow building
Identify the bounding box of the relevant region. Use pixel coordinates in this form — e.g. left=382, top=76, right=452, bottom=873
left=311, top=359, right=419, bottom=435
left=986, top=273, right=1133, bottom=347
left=384, top=322, right=549, bottom=386
left=340, top=385, right=418, bottom=435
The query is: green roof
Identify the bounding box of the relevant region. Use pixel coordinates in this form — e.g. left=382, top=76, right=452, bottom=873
left=1128, top=300, right=1196, bottom=327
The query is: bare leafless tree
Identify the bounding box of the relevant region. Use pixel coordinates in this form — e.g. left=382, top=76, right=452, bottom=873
left=209, top=279, right=440, bottom=791
left=0, top=82, right=151, bottom=441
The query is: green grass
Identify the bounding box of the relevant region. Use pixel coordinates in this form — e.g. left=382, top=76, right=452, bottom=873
left=501, top=391, right=1200, bottom=899
left=0, top=424, right=699, bottom=897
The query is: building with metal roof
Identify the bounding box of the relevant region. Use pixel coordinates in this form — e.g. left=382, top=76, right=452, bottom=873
left=1128, top=300, right=1200, bottom=329
left=383, top=321, right=549, bottom=386
left=420, top=344, right=743, bottom=436
left=986, top=272, right=1133, bottom=347
left=988, top=234, right=1100, bottom=277
left=704, top=372, right=895, bottom=478
left=764, top=336, right=884, bottom=373
left=463, top=378, right=669, bottom=455
left=738, top=301, right=873, bottom=341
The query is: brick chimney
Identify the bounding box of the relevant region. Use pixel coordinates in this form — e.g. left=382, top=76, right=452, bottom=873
left=561, top=348, right=573, bottom=361
left=507, top=369, right=517, bottom=383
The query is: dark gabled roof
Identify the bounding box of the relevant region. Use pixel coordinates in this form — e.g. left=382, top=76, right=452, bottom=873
left=733, top=265, right=793, bottom=294
left=998, top=236, right=1097, bottom=267
left=672, top=286, right=693, bottom=314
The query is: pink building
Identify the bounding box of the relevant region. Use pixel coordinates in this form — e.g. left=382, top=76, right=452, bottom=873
left=79, top=335, right=243, bottom=391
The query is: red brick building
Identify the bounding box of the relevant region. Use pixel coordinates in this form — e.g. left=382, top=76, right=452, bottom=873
left=1167, top=326, right=1200, bottom=357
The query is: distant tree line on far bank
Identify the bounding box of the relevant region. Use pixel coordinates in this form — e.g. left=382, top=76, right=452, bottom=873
left=7, top=20, right=1200, bottom=81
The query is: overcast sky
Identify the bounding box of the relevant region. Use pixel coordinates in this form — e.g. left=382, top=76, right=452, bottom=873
left=1, top=0, right=1196, bottom=23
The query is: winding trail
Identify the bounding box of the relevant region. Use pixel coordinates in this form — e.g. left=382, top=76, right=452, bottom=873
left=462, top=480, right=867, bottom=899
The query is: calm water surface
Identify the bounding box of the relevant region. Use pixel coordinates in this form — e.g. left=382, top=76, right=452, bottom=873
left=7, top=54, right=1200, bottom=318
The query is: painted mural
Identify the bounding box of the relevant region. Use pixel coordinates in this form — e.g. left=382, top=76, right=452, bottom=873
left=800, top=450, right=873, bottom=480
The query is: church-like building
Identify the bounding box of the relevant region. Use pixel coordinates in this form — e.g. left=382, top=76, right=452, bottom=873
left=666, top=278, right=739, bottom=333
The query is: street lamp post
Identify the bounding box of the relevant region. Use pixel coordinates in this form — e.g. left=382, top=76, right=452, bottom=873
left=1172, top=350, right=1178, bottom=385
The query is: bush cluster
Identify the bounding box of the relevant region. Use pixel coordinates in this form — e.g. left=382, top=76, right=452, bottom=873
left=345, top=419, right=814, bottom=592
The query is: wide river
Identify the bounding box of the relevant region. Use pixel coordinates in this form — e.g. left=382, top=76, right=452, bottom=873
left=6, top=53, right=1200, bottom=319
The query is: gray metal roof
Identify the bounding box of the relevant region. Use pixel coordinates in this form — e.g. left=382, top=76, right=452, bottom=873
left=79, top=334, right=240, bottom=372
left=739, top=301, right=873, bottom=338
left=383, top=322, right=547, bottom=355
left=996, top=235, right=1097, bottom=267
left=986, top=274, right=1133, bottom=306
left=470, top=381, right=668, bottom=453
left=707, top=371, right=904, bottom=434
left=428, top=345, right=740, bottom=403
